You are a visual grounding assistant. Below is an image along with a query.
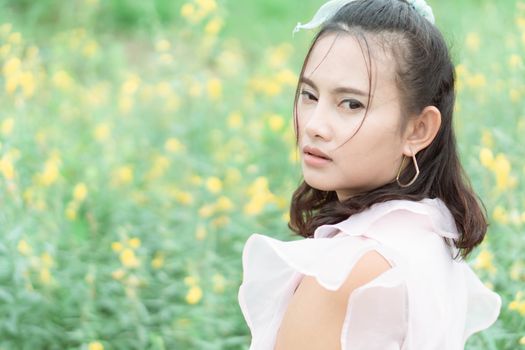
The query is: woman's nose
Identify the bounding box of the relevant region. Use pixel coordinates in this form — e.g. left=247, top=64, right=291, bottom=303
left=304, top=101, right=332, bottom=141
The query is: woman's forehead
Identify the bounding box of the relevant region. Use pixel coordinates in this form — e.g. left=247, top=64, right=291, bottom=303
left=302, top=32, right=396, bottom=94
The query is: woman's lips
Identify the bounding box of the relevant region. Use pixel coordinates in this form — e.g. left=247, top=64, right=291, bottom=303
left=302, top=145, right=332, bottom=160
left=303, top=152, right=332, bottom=167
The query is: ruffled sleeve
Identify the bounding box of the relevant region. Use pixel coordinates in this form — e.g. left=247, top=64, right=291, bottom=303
left=461, top=264, right=502, bottom=345
left=237, top=232, right=408, bottom=350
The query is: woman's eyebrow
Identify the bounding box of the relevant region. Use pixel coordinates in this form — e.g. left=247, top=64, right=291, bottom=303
left=299, top=76, right=370, bottom=97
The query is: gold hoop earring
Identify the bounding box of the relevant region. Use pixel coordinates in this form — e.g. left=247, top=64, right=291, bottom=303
left=396, top=152, right=420, bottom=187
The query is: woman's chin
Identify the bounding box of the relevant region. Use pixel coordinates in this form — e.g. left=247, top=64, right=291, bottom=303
left=303, top=178, right=334, bottom=193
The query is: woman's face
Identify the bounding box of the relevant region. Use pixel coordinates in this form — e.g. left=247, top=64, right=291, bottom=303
left=297, top=32, right=407, bottom=201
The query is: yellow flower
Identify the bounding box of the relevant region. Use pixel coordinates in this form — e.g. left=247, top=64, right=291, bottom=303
left=268, top=43, right=293, bottom=68
left=39, top=268, right=52, bottom=285
left=455, top=64, right=467, bottom=78
left=473, top=248, right=497, bottom=275
left=510, top=260, right=524, bottom=281
left=164, top=94, right=181, bottom=112
left=262, top=79, right=281, bottom=96
left=5, top=75, right=18, bottom=94
left=0, top=23, right=12, bottom=35
left=225, top=167, right=241, bottom=185
left=17, top=239, right=32, bottom=255
left=171, top=189, right=194, bottom=205
left=111, top=241, right=123, bottom=252
left=128, top=237, right=141, bottom=249
left=186, top=285, right=203, bottom=304
left=213, top=273, right=225, bottom=293
left=52, top=70, right=74, bottom=91
left=465, top=32, right=481, bottom=51
left=215, top=196, right=234, bottom=211
left=27, top=45, right=39, bottom=59
left=508, top=292, right=525, bottom=316
left=112, top=165, right=133, bottom=186
left=133, top=191, right=148, bottom=205
left=275, top=68, right=297, bottom=86
left=155, top=39, right=170, bottom=52
left=151, top=253, right=165, bottom=269
left=510, top=209, right=522, bottom=225
left=3, top=57, right=21, bottom=76
left=268, top=114, right=285, bottom=132
left=118, top=95, right=133, bottom=114
left=207, top=78, right=222, bottom=100
left=184, top=275, right=199, bottom=286
left=188, top=80, right=202, bottom=97
left=243, top=177, right=277, bottom=216
left=73, top=183, right=88, bottom=201
left=479, top=147, right=494, bottom=169
left=189, top=175, right=202, bottom=185
left=65, top=201, right=78, bottom=220
left=517, top=12, right=525, bottom=26
left=121, top=74, right=140, bottom=95
left=198, top=204, right=215, bottom=218
left=156, top=81, right=172, bottom=97
left=195, top=224, right=207, bottom=240
left=520, top=336, right=525, bottom=345
left=227, top=111, right=243, bottom=129
left=38, top=158, right=60, bottom=186
left=181, top=3, right=196, bottom=19
left=8, top=32, right=22, bottom=45
left=19, top=71, right=35, bottom=97
left=124, top=274, right=141, bottom=288
left=275, top=195, right=288, bottom=209
left=0, top=44, right=11, bottom=58
left=81, top=39, right=99, bottom=58
left=146, top=155, right=170, bottom=180
left=206, top=176, right=222, bottom=193
left=41, top=252, right=54, bottom=267
left=493, top=205, right=508, bottom=224
left=88, top=341, right=104, bottom=350
left=85, top=272, right=95, bottom=285
left=211, top=215, right=230, bottom=228
left=509, top=54, right=523, bottom=70
left=120, top=249, right=140, bottom=268
left=94, top=122, right=111, bottom=141
left=244, top=200, right=264, bottom=216
left=0, top=154, right=15, bottom=180
left=493, top=153, right=512, bottom=191
left=217, top=48, right=244, bottom=77
left=159, top=53, right=173, bottom=64
left=466, top=73, right=486, bottom=89
left=196, top=0, right=217, bottom=14
left=205, top=17, right=223, bottom=36
left=510, top=88, right=521, bottom=103
left=1, top=117, right=14, bottom=136
left=164, top=137, right=184, bottom=153
left=111, top=269, right=125, bottom=280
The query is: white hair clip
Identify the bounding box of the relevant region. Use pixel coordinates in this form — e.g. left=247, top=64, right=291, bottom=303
left=408, top=0, right=435, bottom=24
left=292, top=0, right=435, bottom=38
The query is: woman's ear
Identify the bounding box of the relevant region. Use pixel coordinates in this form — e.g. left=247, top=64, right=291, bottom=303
left=402, top=106, right=442, bottom=156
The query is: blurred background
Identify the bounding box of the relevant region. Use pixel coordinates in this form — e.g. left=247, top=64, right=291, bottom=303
left=0, top=0, right=523, bottom=349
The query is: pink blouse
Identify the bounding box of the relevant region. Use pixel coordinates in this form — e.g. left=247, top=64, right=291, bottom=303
left=238, top=198, right=501, bottom=349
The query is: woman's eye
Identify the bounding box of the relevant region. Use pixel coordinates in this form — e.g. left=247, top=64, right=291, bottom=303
left=300, top=90, right=317, bottom=102
left=342, top=99, right=364, bottom=110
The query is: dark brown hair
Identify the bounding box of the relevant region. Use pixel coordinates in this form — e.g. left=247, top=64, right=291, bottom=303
left=288, top=0, right=488, bottom=260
